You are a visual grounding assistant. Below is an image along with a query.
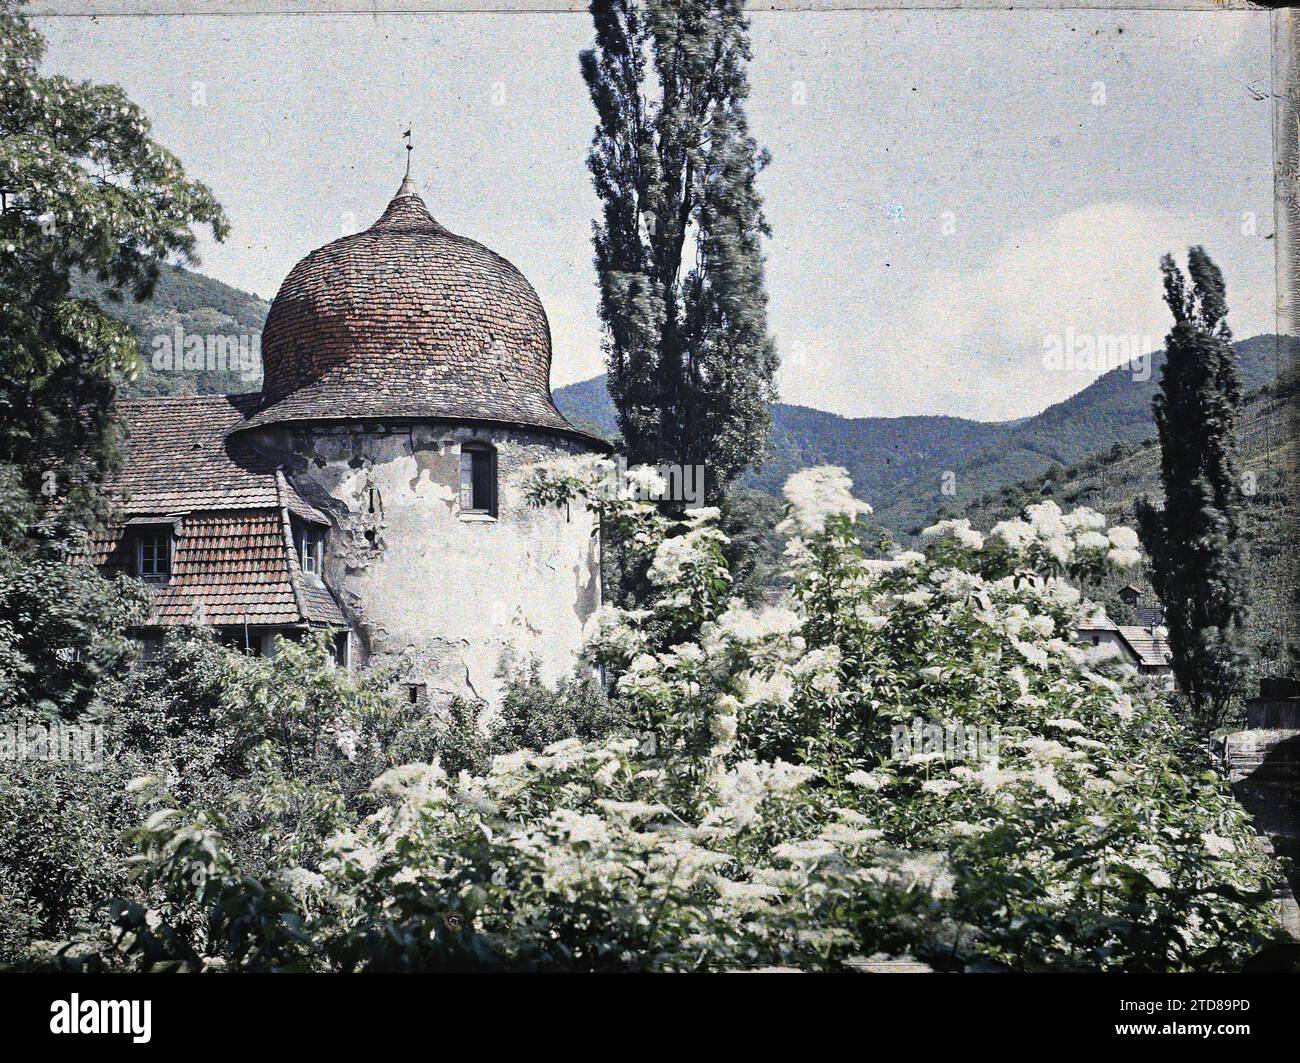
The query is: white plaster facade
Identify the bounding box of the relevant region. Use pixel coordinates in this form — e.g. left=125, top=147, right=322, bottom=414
left=252, top=420, right=601, bottom=706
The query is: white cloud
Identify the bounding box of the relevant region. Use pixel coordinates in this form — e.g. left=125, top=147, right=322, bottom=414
left=780, top=202, right=1274, bottom=421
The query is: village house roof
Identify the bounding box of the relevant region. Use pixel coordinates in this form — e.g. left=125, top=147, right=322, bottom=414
left=91, top=395, right=345, bottom=629
left=1114, top=625, right=1173, bottom=670
left=235, top=178, right=601, bottom=445
left=1076, top=618, right=1173, bottom=670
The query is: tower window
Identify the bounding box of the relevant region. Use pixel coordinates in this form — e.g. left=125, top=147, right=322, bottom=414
left=136, top=531, right=172, bottom=583
left=459, top=443, right=497, bottom=516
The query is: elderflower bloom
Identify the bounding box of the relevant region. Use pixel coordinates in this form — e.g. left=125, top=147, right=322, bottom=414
left=1075, top=531, right=1111, bottom=552
left=845, top=769, right=888, bottom=791
left=921, top=518, right=985, bottom=551
left=1107, top=526, right=1140, bottom=551
left=1026, top=499, right=1068, bottom=537
left=704, top=601, right=803, bottom=649
left=989, top=518, right=1034, bottom=550
left=776, top=466, right=873, bottom=536
left=624, top=464, right=668, bottom=500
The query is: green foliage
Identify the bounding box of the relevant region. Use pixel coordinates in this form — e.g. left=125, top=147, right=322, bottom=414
left=0, top=631, right=456, bottom=965
left=131, top=633, right=444, bottom=874
left=0, top=755, right=145, bottom=963
left=0, top=3, right=228, bottom=521
left=51, top=465, right=1280, bottom=973
left=0, top=465, right=149, bottom=718
left=580, top=0, right=778, bottom=503
left=0, top=5, right=227, bottom=720
left=717, top=487, right=785, bottom=603
left=491, top=659, right=631, bottom=754
left=1137, top=249, right=1252, bottom=734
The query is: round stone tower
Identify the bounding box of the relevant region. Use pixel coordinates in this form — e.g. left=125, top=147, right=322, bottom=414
left=231, top=177, right=607, bottom=706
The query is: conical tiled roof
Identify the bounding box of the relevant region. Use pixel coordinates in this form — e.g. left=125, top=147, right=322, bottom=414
left=237, top=181, right=597, bottom=442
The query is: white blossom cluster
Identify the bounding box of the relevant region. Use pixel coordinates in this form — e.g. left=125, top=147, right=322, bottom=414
left=130, top=464, right=1277, bottom=971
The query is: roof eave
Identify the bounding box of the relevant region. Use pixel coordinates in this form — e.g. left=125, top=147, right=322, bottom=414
left=227, top=410, right=614, bottom=453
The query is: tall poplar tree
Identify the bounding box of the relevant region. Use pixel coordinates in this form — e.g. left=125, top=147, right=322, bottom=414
left=1136, top=247, right=1251, bottom=735
left=580, top=0, right=777, bottom=505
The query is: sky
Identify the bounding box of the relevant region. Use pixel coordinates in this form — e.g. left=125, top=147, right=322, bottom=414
left=36, top=9, right=1278, bottom=421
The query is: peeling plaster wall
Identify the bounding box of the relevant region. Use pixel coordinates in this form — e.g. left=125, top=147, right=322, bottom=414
left=260, top=421, right=601, bottom=707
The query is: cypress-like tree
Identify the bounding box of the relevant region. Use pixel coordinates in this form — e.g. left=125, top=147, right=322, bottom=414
left=1136, top=247, right=1251, bottom=735
left=580, top=0, right=777, bottom=505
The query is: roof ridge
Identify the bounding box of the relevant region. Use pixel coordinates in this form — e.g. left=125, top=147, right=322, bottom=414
left=119, top=392, right=261, bottom=405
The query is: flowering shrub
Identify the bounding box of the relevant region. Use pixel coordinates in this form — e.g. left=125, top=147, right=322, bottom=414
left=70, top=465, right=1280, bottom=972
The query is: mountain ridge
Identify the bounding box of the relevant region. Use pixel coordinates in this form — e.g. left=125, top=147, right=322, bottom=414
left=74, top=264, right=1297, bottom=540
left=553, top=333, right=1299, bottom=532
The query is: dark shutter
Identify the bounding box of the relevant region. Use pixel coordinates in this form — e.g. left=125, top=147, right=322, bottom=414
left=472, top=449, right=494, bottom=513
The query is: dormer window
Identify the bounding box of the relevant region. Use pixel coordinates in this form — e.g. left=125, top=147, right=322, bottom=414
left=460, top=443, right=497, bottom=517
left=294, top=522, right=325, bottom=576
left=133, top=526, right=174, bottom=584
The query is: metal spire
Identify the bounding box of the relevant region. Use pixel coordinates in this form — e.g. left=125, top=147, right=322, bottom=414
left=396, top=127, right=417, bottom=198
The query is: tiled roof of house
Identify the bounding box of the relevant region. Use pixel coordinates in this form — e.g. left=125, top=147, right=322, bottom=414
left=1116, top=626, right=1173, bottom=669
left=1075, top=619, right=1172, bottom=669
left=109, top=394, right=326, bottom=518
left=91, top=508, right=343, bottom=627
left=93, top=396, right=345, bottom=628
left=238, top=181, right=603, bottom=447
left=1134, top=604, right=1164, bottom=628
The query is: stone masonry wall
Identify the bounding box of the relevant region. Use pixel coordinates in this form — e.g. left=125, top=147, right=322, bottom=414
left=255, top=421, right=601, bottom=708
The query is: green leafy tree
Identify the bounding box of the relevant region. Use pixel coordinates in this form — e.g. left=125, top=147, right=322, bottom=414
left=580, top=0, right=777, bottom=506
left=717, top=486, right=784, bottom=602
left=0, top=3, right=227, bottom=715
left=55, top=466, right=1281, bottom=973
left=490, top=659, right=630, bottom=754
left=1137, top=248, right=1251, bottom=734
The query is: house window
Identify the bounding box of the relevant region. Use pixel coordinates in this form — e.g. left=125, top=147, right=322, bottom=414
left=295, top=523, right=325, bottom=576
left=136, top=532, right=171, bottom=583
left=459, top=443, right=497, bottom=516
left=137, top=637, right=164, bottom=666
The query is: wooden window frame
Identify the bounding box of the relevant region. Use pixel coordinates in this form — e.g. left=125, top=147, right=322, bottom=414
left=459, top=442, right=498, bottom=517
left=294, top=521, right=326, bottom=577
left=136, top=530, right=173, bottom=584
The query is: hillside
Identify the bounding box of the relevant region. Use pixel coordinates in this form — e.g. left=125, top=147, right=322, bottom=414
left=71, top=265, right=269, bottom=398
left=554, top=377, right=1015, bottom=508
left=859, top=333, right=1300, bottom=534
left=961, top=371, right=1300, bottom=678
left=555, top=335, right=1300, bottom=534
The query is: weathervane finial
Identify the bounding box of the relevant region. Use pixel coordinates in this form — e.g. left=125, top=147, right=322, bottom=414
left=395, top=126, right=417, bottom=198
